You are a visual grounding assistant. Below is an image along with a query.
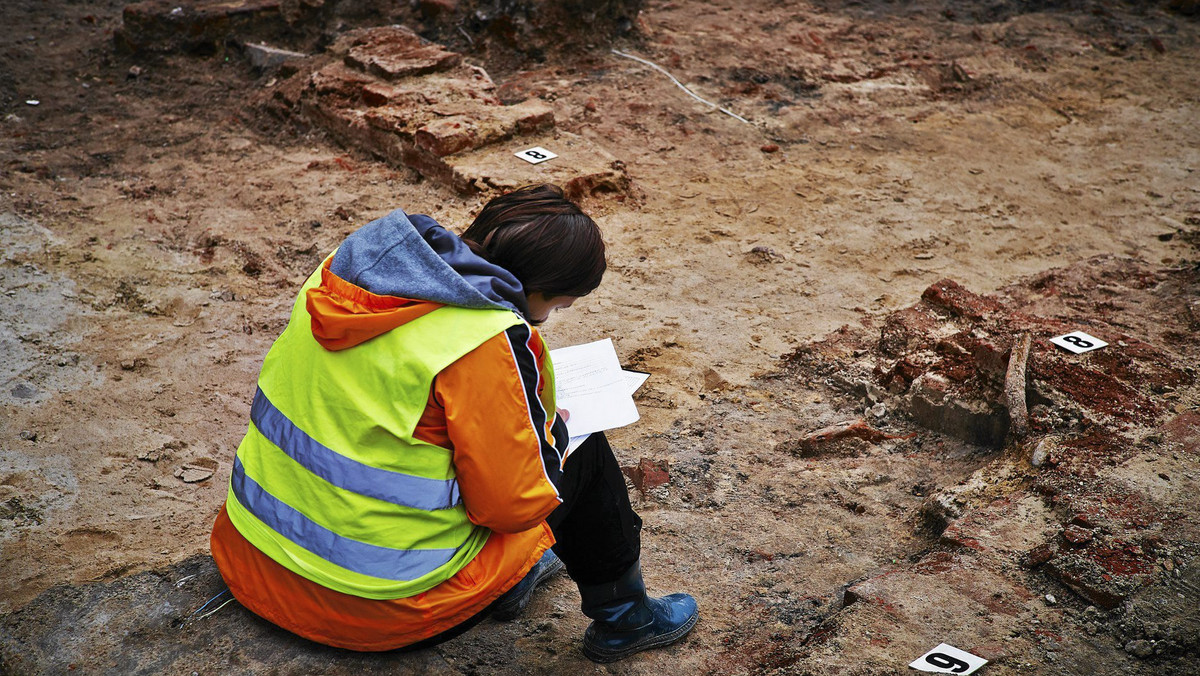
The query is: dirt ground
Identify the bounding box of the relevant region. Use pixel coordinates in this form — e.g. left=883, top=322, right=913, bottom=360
left=1, top=0, right=1198, bottom=674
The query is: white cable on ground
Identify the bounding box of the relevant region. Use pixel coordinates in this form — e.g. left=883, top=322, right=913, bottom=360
left=611, top=49, right=752, bottom=125
left=193, top=597, right=236, bottom=621
left=183, top=588, right=233, bottom=626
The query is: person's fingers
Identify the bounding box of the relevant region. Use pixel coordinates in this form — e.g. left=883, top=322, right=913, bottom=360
left=558, top=408, right=570, bottom=422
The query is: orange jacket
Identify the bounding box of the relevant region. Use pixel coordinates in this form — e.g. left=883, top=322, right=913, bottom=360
left=212, top=243, right=566, bottom=650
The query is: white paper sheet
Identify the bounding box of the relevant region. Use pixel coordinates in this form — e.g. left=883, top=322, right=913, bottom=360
left=622, top=369, right=650, bottom=396
left=563, top=369, right=649, bottom=452
left=550, top=339, right=642, bottom=452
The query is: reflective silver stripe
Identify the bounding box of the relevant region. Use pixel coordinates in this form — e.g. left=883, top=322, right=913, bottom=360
left=231, top=457, right=457, bottom=581
left=251, top=388, right=460, bottom=510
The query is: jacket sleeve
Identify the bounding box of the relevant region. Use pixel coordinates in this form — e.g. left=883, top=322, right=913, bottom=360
left=436, top=322, right=567, bottom=533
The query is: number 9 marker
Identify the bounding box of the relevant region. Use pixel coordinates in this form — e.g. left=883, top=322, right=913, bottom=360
left=909, top=643, right=987, bottom=674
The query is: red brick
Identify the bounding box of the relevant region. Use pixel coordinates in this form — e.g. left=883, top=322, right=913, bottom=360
left=940, top=521, right=984, bottom=551
left=1044, top=543, right=1156, bottom=609
left=412, top=100, right=552, bottom=158
left=362, top=106, right=423, bottom=137
left=512, top=103, right=555, bottom=133
left=913, top=551, right=961, bottom=575
left=414, top=117, right=477, bottom=157
left=360, top=82, right=429, bottom=108
left=343, top=27, right=462, bottom=81
left=1062, top=524, right=1094, bottom=546
left=878, top=305, right=940, bottom=357
left=1023, top=543, right=1057, bottom=568
left=921, top=278, right=1005, bottom=320
left=309, top=63, right=375, bottom=101
left=1069, top=512, right=1096, bottom=528
left=622, top=458, right=670, bottom=493
left=793, top=418, right=913, bottom=457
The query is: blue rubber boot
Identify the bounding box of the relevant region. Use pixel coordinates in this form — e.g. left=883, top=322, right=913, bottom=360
left=578, top=560, right=699, bottom=663
left=492, top=549, right=564, bottom=621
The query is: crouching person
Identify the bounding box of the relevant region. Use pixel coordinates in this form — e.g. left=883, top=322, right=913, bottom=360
left=209, top=184, right=697, bottom=661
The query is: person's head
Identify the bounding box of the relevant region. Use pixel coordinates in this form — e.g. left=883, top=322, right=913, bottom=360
left=461, top=184, right=606, bottom=325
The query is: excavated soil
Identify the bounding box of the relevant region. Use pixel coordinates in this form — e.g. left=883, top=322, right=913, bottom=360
left=2, top=0, right=1198, bottom=674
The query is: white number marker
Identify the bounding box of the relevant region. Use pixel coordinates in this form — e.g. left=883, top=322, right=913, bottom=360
left=910, top=643, right=987, bottom=674
left=515, top=146, right=557, bottom=164
left=1050, top=330, right=1108, bottom=354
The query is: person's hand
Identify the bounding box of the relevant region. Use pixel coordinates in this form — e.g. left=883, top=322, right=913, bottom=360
left=558, top=408, right=570, bottom=422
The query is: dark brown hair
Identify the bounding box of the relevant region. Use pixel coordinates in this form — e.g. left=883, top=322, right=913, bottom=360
left=461, top=184, right=606, bottom=298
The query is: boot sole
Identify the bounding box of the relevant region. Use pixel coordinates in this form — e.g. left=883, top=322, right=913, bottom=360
left=581, top=610, right=699, bottom=663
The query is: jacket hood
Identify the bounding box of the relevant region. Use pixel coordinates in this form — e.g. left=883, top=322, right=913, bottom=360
left=330, top=209, right=528, bottom=314
left=305, top=209, right=528, bottom=351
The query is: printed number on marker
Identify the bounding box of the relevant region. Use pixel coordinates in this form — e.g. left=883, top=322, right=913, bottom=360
left=925, top=653, right=972, bottom=673
left=909, top=643, right=987, bottom=675
left=515, top=147, right=557, bottom=164
left=1050, top=330, right=1108, bottom=354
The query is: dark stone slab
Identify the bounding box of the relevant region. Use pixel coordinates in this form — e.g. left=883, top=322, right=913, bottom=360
left=115, top=0, right=295, bottom=53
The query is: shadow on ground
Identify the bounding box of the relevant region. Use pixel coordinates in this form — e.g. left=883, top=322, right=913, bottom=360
left=0, top=555, right=460, bottom=675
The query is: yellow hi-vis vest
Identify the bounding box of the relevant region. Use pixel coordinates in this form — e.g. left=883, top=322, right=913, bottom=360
left=225, top=267, right=523, bottom=600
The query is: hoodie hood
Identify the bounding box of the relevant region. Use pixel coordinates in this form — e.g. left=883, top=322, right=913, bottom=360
left=330, top=209, right=528, bottom=314
left=305, top=209, right=528, bottom=351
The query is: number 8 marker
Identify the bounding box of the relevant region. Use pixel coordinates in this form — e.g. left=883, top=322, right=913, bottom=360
left=1050, top=330, right=1108, bottom=354
left=515, top=146, right=557, bottom=164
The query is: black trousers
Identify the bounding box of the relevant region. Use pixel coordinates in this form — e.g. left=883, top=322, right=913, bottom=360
left=401, top=432, right=642, bottom=651
left=546, top=432, right=643, bottom=585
